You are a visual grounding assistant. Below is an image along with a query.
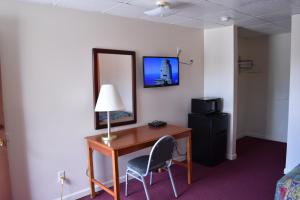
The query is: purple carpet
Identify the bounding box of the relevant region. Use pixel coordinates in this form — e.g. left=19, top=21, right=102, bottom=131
left=80, top=137, right=286, bottom=200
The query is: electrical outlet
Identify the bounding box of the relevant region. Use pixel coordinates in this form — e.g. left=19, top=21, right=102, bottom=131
left=57, top=170, right=65, bottom=183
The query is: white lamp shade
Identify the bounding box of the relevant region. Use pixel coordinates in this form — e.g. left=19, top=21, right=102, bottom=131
left=95, top=84, right=125, bottom=112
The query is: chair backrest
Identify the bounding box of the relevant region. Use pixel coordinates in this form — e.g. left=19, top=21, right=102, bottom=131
left=146, top=135, right=176, bottom=174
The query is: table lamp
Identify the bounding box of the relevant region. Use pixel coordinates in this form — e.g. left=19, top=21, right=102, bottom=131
left=95, top=84, right=124, bottom=141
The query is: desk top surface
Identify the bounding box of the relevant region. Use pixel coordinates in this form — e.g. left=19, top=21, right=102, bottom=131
left=85, top=124, right=191, bottom=151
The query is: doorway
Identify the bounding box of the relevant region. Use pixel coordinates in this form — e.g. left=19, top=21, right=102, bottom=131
left=236, top=27, right=291, bottom=143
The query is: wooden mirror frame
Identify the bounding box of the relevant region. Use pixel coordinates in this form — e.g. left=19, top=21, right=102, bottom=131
left=93, top=48, right=137, bottom=130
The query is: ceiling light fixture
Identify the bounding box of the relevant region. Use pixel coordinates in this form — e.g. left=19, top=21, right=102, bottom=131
left=220, top=16, right=231, bottom=22
left=144, top=1, right=175, bottom=17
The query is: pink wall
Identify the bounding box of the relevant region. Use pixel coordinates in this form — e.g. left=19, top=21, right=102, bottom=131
left=0, top=1, right=204, bottom=199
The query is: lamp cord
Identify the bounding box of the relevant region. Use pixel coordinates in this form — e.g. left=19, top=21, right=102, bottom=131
left=174, top=141, right=187, bottom=157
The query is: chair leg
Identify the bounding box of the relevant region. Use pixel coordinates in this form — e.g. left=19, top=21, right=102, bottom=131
left=125, top=170, right=129, bottom=197
left=141, top=176, right=150, bottom=200
left=167, top=167, right=178, bottom=198
left=150, top=171, right=153, bottom=186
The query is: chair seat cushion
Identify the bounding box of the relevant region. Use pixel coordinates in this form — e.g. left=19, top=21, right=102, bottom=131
left=127, top=155, right=167, bottom=175
left=127, top=155, right=149, bottom=174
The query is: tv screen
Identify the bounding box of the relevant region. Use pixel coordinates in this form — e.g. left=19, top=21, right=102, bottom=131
left=143, top=57, right=179, bottom=88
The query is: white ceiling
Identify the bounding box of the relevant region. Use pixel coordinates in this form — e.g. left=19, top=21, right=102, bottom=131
left=18, top=0, right=300, bottom=35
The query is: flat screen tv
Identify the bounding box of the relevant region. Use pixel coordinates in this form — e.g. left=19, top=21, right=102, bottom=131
left=143, top=56, right=179, bottom=88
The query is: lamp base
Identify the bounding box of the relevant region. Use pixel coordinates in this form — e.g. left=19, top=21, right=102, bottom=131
left=101, top=134, right=117, bottom=141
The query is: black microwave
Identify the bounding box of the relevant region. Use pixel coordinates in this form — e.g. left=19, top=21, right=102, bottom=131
left=191, top=98, right=222, bottom=114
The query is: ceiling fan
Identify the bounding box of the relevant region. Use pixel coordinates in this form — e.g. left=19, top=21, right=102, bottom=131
left=144, top=1, right=176, bottom=17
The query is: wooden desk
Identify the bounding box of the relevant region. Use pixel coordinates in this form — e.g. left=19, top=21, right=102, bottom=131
left=85, top=124, right=192, bottom=200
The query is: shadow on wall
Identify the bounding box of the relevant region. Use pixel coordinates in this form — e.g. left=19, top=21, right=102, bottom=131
left=0, top=16, right=32, bottom=199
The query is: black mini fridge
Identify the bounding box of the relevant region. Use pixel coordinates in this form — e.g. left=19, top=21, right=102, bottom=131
left=188, top=98, right=228, bottom=166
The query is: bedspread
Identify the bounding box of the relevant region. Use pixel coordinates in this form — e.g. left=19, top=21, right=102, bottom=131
left=275, top=164, right=300, bottom=200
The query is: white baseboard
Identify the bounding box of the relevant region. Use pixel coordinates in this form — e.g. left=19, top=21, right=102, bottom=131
left=254, top=134, right=286, bottom=143
left=284, top=167, right=291, bottom=174
left=53, top=156, right=186, bottom=200
left=226, top=153, right=237, bottom=160
left=239, top=132, right=287, bottom=143
left=236, top=132, right=247, bottom=140
left=53, top=175, right=127, bottom=200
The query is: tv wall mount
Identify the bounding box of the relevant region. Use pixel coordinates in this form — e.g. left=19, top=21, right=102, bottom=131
left=176, top=48, right=194, bottom=66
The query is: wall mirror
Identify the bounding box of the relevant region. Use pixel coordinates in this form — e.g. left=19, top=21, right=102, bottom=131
left=93, top=48, right=137, bottom=129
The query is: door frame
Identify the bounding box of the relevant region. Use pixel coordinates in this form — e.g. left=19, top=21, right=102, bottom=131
left=0, top=65, right=12, bottom=200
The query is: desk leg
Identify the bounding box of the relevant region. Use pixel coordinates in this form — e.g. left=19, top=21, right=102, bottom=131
left=112, top=150, right=120, bottom=200
left=187, top=134, right=192, bottom=184
left=88, top=147, right=96, bottom=198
